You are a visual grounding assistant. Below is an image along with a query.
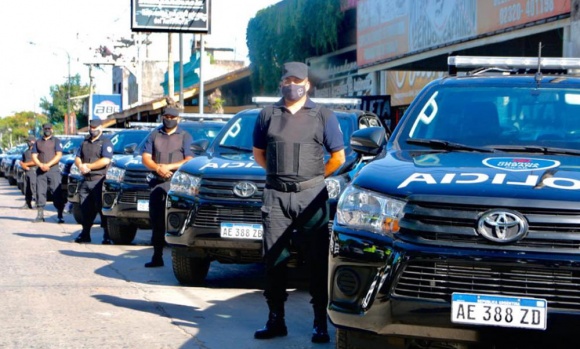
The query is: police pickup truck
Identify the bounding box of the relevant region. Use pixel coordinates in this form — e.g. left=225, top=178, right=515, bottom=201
left=101, top=118, right=227, bottom=245
left=165, top=98, right=384, bottom=285
left=329, top=55, right=580, bottom=348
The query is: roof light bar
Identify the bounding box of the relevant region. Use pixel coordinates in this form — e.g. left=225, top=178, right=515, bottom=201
left=448, top=56, right=580, bottom=70
left=127, top=122, right=160, bottom=128
left=252, top=96, right=361, bottom=106
left=180, top=113, right=234, bottom=120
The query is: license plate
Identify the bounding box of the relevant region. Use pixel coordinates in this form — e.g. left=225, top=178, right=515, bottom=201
left=451, top=293, right=547, bottom=330
left=220, top=223, right=263, bottom=240
left=137, top=199, right=149, bottom=211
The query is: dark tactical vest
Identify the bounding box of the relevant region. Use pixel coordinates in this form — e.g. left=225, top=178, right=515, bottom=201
left=36, top=137, right=59, bottom=166
left=151, top=129, right=186, bottom=165
left=80, top=137, right=108, bottom=177
left=265, top=105, right=325, bottom=182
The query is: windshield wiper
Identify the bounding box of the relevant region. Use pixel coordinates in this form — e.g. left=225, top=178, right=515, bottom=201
left=406, top=138, right=495, bottom=153
left=490, top=145, right=580, bottom=156
left=219, top=145, right=253, bottom=152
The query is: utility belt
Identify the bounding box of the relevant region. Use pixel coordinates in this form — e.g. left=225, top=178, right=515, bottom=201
left=266, top=176, right=324, bottom=193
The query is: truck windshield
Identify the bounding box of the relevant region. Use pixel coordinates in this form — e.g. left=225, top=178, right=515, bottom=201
left=402, top=86, right=580, bottom=150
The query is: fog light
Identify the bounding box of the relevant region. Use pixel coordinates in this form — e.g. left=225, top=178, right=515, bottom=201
left=336, top=268, right=360, bottom=296
left=168, top=213, right=182, bottom=229
left=103, top=193, right=115, bottom=207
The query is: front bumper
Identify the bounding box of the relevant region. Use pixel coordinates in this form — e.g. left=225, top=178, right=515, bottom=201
left=101, top=181, right=151, bottom=228
left=328, top=224, right=580, bottom=342
left=165, top=193, right=263, bottom=263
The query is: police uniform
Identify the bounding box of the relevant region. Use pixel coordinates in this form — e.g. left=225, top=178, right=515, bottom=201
left=253, top=94, right=344, bottom=341
left=143, top=122, right=193, bottom=267
left=74, top=120, right=114, bottom=243
left=20, top=136, right=37, bottom=209
left=32, top=124, right=64, bottom=223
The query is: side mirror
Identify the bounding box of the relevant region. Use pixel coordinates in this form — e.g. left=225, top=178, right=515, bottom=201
left=124, top=143, right=138, bottom=155
left=350, top=127, right=386, bottom=156
left=191, top=139, right=209, bottom=153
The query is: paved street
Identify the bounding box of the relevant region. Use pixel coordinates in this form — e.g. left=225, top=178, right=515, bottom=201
left=0, top=178, right=336, bottom=349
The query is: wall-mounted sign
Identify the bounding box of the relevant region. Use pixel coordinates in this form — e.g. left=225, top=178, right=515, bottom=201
left=387, top=70, right=445, bottom=106
left=131, top=0, right=211, bottom=33
left=92, top=94, right=122, bottom=120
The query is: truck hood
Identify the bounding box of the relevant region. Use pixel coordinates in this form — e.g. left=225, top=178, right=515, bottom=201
left=353, top=150, right=580, bottom=201
left=178, top=152, right=264, bottom=177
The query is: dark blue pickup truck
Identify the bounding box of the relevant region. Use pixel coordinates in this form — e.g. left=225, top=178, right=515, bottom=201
left=164, top=101, right=384, bottom=285
left=329, top=56, right=580, bottom=348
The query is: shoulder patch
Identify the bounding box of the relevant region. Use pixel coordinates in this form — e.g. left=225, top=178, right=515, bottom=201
left=107, top=146, right=113, bottom=153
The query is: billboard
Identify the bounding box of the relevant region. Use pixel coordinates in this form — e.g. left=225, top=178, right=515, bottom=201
left=386, top=70, right=445, bottom=106
left=131, top=0, right=211, bottom=33
left=357, top=0, right=571, bottom=67
left=92, top=94, right=122, bottom=121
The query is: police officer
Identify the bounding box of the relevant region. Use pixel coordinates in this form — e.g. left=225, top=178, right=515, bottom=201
left=252, top=62, right=346, bottom=343
left=142, top=102, right=194, bottom=267
left=19, top=135, right=37, bottom=209
left=74, top=119, right=113, bottom=244
left=32, top=123, right=64, bottom=223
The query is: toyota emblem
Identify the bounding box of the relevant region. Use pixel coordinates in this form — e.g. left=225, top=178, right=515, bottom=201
left=233, top=181, right=257, bottom=198
left=477, top=209, right=528, bottom=243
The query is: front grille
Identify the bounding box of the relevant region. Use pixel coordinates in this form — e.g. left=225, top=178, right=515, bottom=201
left=393, top=260, right=580, bottom=311
left=124, top=169, right=152, bottom=185
left=118, top=190, right=151, bottom=204
left=399, top=195, right=580, bottom=252
left=192, top=205, right=262, bottom=229
left=198, top=177, right=265, bottom=201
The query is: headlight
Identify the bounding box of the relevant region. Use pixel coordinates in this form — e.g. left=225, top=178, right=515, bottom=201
left=58, top=162, right=65, bottom=174
left=336, top=185, right=405, bottom=235
left=106, top=166, right=125, bottom=182
left=325, top=176, right=348, bottom=199
left=70, top=164, right=81, bottom=176
left=170, top=170, right=201, bottom=197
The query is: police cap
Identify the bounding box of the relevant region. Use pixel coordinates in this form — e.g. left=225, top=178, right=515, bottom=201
left=42, top=123, right=53, bottom=129
left=282, top=62, right=308, bottom=80
left=89, top=119, right=103, bottom=127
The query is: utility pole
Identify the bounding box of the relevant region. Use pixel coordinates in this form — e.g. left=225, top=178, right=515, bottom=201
left=168, top=33, right=174, bottom=100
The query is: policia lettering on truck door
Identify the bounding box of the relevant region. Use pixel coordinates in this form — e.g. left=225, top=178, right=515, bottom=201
left=142, top=102, right=194, bottom=268
left=74, top=119, right=114, bottom=244
left=31, top=123, right=64, bottom=223
left=252, top=62, right=346, bottom=344
left=19, top=135, right=37, bottom=210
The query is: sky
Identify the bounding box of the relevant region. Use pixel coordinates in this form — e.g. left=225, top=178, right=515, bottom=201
left=0, top=0, right=280, bottom=117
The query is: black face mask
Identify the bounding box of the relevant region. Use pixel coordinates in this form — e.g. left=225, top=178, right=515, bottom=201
left=89, top=129, right=101, bottom=138
left=281, top=84, right=306, bottom=101
left=43, top=130, right=52, bottom=137
left=163, top=118, right=178, bottom=129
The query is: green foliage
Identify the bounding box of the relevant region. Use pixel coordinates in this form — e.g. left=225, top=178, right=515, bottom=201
left=39, top=74, right=90, bottom=128
left=0, top=111, right=48, bottom=150
left=246, top=0, right=343, bottom=94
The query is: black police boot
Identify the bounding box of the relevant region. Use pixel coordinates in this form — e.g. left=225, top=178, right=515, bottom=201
left=144, top=246, right=164, bottom=268
left=74, top=235, right=91, bottom=243
left=254, top=304, right=287, bottom=339
left=33, top=208, right=44, bottom=223
left=57, top=210, right=64, bottom=224
left=311, top=308, right=330, bottom=343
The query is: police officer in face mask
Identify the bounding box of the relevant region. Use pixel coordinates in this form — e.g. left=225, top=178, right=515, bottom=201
left=142, top=102, right=194, bottom=267
left=74, top=119, right=114, bottom=244
left=31, top=123, right=64, bottom=223
left=19, top=135, right=37, bottom=209
left=252, top=62, right=346, bottom=343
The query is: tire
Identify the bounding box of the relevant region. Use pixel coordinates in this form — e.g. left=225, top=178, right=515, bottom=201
left=72, top=203, right=83, bottom=224
left=171, top=248, right=211, bottom=285
left=107, top=218, right=138, bottom=245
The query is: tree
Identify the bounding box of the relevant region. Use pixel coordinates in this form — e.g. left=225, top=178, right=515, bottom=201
left=0, top=111, right=48, bottom=150
left=246, top=0, right=343, bottom=94
left=39, top=74, right=90, bottom=129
